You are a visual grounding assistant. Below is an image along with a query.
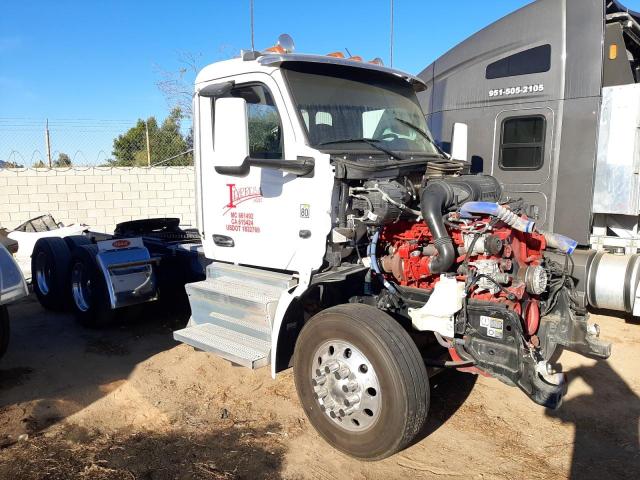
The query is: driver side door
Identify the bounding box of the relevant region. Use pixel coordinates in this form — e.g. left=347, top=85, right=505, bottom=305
left=198, top=73, right=331, bottom=272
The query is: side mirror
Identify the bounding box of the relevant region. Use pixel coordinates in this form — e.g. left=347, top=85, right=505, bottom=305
left=451, top=122, right=468, bottom=162
left=214, top=97, right=249, bottom=168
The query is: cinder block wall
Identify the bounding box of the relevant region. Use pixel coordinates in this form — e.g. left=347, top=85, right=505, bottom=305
left=0, top=167, right=196, bottom=234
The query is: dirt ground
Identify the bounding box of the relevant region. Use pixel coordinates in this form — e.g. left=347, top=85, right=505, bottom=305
left=0, top=295, right=638, bottom=480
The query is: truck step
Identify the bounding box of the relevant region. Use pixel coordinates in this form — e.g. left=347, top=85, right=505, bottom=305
left=206, top=262, right=297, bottom=291
left=186, top=279, right=281, bottom=328
left=174, top=323, right=270, bottom=369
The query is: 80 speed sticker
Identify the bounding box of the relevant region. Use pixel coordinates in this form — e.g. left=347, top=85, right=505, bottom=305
left=489, top=84, right=544, bottom=97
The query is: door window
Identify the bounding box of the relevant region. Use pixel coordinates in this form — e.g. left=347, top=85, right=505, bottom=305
left=499, top=116, right=546, bottom=171
left=215, top=83, right=284, bottom=159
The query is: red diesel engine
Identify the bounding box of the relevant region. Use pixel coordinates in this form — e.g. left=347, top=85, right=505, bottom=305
left=379, top=218, right=547, bottom=338
left=348, top=174, right=609, bottom=408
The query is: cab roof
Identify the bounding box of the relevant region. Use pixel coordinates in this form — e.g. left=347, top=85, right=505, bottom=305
left=195, top=52, right=426, bottom=92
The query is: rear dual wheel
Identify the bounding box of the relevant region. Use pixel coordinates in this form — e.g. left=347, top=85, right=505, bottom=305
left=69, top=245, right=115, bottom=328
left=32, top=237, right=115, bottom=327
left=293, top=304, right=429, bottom=460
left=31, top=236, right=91, bottom=311
left=32, top=237, right=72, bottom=311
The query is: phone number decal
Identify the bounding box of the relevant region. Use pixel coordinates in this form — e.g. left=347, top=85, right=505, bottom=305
left=489, top=84, right=544, bottom=97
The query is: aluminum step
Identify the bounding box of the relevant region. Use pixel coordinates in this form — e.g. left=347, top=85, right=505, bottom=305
left=174, top=323, right=270, bottom=369
left=186, top=279, right=281, bottom=328
left=206, top=262, right=297, bottom=291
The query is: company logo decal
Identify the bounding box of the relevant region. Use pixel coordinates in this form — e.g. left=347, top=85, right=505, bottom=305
left=223, top=184, right=262, bottom=214
left=223, top=184, right=262, bottom=234
left=112, top=239, right=131, bottom=249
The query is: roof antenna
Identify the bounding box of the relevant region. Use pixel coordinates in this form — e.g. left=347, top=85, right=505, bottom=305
left=390, top=0, right=394, bottom=67
left=250, top=0, right=255, bottom=51
left=345, top=48, right=353, bottom=57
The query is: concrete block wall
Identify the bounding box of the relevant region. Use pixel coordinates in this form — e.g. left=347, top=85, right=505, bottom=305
left=0, top=167, right=196, bottom=234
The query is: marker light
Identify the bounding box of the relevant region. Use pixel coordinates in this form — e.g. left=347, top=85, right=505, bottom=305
left=348, top=56, right=363, bottom=62
left=265, top=33, right=295, bottom=54
left=609, top=43, right=618, bottom=60
left=327, top=52, right=345, bottom=58
left=369, top=57, right=384, bottom=66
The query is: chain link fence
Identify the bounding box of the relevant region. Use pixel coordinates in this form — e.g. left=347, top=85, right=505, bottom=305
left=0, top=111, right=193, bottom=169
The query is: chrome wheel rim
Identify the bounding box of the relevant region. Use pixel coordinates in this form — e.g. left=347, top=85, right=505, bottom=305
left=310, top=340, right=382, bottom=432
left=35, top=251, right=51, bottom=295
left=71, top=262, right=91, bottom=312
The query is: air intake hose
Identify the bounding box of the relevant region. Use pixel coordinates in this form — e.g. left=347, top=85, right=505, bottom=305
left=420, top=181, right=456, bottom=274
left=420, top=175, right=502, bottom=274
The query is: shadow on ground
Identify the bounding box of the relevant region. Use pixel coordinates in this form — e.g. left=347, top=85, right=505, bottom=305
left=407, top=368, right=478, bottom=448
left=0, top=423, right=285, bottom=480
left=0, top=295, right=188, bottom=444
left=546, top=360, right=640, bottom=480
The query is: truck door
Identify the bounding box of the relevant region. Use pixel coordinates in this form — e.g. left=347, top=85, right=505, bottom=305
left=197, top=73, right=332, bottom=272
left=491, top=108, right=554, bottom=226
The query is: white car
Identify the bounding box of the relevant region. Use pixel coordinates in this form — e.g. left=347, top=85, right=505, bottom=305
left=0, top=241, right=28, bottom=359
left=5, top=214, right=87, bottom=281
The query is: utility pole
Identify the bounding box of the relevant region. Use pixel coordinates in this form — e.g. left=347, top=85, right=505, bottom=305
left=45, top=119, right=52, bottom=168
left=390, top=0, right=394, bottom=68
left=250, top=0, right=255, bottom=51
left=145, top=120, right=152, bottom=167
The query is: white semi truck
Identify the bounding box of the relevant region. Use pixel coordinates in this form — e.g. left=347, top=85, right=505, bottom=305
left=31, top=36, right=613, bottom=460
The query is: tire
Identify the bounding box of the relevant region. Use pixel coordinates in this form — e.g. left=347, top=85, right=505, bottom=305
left=0, top=306, right=10, bottom=359
left=69, top=245, right=115, bottom=327
left=293, top=304, right=429, bottom=460
left=31, top=237, right=72, bottom=311
left=63, top=235, right=90, bottom=251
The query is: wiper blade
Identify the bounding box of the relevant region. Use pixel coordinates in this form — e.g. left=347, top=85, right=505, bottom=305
left=393, top=117, right=450, bottom=159
left=318, top=137, right=405, bottom=160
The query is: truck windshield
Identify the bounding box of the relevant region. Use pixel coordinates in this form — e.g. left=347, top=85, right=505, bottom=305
left=282, top=63, right=439, bottom=156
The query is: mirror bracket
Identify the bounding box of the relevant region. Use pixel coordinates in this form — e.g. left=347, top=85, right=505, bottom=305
left=215, top=156, right=315, bottom=177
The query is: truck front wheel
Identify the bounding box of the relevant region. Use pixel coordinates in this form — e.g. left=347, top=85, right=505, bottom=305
left=293, top=304, right=429, bottom=460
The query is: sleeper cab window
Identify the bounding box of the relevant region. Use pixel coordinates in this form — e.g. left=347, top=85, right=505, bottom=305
left=486, top=44, right=551, bottom=79
left=499, top=116, right=546, bottom=171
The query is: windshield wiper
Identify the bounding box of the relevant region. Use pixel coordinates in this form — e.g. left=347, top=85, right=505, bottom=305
left=318, top=138, right=405, bottom=160
left=393, top=117, right=450, bottom=159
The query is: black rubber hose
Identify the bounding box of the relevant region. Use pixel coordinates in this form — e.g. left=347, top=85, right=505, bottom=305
left=420, top=181, right=456, bottom=274
left=423, top=358, right=476, bottom=368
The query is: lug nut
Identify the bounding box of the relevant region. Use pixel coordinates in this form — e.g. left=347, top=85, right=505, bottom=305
left=344, top=394, right=360, bottom=407
left=341, top=381, right=358, bottom=393
left=329, top=410, right=338, bottom=419
left=312, top=374, right=327, bottom=387
left=334, top=366, right=351, bottom=380
left=314, top=387, right=329, bottom=399
left=324, top=361, right=340, bottom=374
left=338, top=406, right=355, bottom=417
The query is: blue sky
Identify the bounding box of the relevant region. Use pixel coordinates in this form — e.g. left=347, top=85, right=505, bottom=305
left=2, top=0, right=640, bottom=165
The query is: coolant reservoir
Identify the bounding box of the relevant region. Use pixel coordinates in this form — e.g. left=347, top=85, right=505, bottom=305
left=0, top=243, right=28, bottom=305
left=408, top=275, right=465, bottom=337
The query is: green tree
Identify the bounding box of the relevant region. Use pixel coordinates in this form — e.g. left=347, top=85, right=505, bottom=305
left=54, top=152, right=72, bottom=167
left=109, top=108, right=192, bottom=166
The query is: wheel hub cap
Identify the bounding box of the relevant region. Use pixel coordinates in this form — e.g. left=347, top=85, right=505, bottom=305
left=311, top=340, right=381, bottom=432
left=71, top=263, right=91, bottom=312
left=35, top=252, right=50, bottom=295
